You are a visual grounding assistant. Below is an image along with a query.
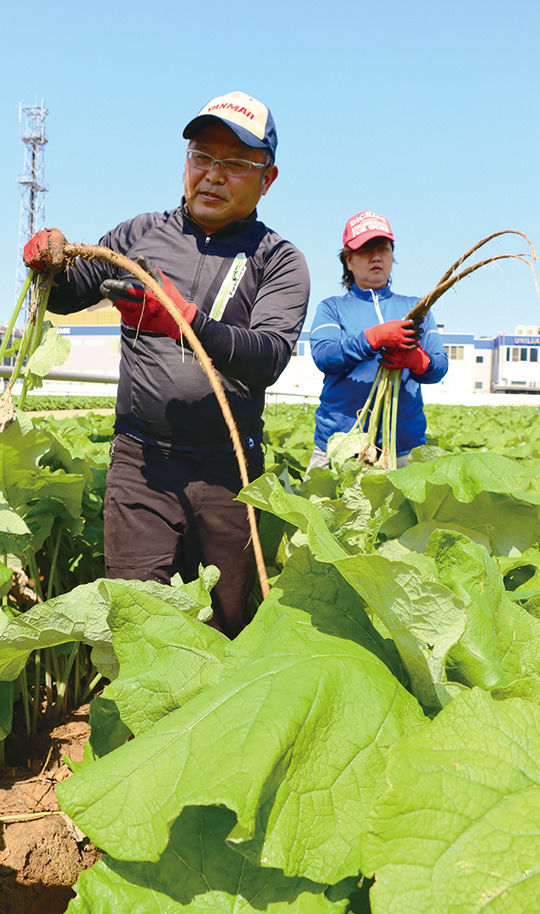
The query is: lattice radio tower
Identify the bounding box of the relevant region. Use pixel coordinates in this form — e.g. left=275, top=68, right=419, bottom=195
left=15, top=100, right=49, bottom=317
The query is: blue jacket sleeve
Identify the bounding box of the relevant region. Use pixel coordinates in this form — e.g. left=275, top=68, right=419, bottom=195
left=310, top=298, right=376, bottom=374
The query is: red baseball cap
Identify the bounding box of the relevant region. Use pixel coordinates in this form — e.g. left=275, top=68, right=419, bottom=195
left=343, top=211, right=394, bottom=250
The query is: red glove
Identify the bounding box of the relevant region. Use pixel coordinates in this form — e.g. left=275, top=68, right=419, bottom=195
left=23, top=228, right=67, bottom=272
left=100, top=257, right=197, bottom=338
left=382, top=345, right=431, bottom=375
left=364, top=319, right=420, bottom=351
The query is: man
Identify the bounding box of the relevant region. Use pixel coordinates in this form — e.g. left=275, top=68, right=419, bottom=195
left=24, top=90, right=310, bottom=638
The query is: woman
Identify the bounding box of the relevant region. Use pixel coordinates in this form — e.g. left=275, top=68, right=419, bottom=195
left=307, top=211, right=448, bottom=473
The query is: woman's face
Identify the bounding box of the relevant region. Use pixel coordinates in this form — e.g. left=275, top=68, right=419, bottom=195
left=345, top=239, right=394, bottom=290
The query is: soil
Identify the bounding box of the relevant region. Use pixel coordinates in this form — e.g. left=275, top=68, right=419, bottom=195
left=0, top=704, right=101, bottom=914
left=0, top=409, right=112, bottom=912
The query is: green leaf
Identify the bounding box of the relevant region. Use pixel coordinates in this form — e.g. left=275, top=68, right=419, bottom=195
left=362, top=452, right=540, bottom=554
left=327, top=429, right=368, bottom=470
left=0, top=680, right=14, bottom=740
left=0, top=493, right=32, bottom=554
left=0, top=560, right=15, bottom=601
left=498, top=545, right=540, bottom=600
left=362, top=688, right=540, bottom=913
left=67, top=806, right=349, bottom=913
left=399, top=519, right=492, bottom=554
left=58, top=614, right=425, bottom=884
left=23, top=322, right=71, bottom=379
left=330, top=550, right=467, bottom=712
left=103, top=577, right=228, bottom=735
left=239, top=471, right=348, bottom=563
left=229, top=546, right=406, bottom=686
left=240, top=473, right=467, bottom=711
left=427, top=530, right=540, bottom=690
left=0, top=579, right=117, bottom=681
left=0, top=415, right=86, bottom=551
left=68, top=697, right=132, bottom=772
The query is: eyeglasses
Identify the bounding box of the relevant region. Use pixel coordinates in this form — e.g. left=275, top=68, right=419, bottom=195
left=186, top=149, right=267, bottom=177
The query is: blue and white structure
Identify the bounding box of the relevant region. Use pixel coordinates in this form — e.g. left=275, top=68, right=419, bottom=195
left=4, top=306, right=540, bottom=405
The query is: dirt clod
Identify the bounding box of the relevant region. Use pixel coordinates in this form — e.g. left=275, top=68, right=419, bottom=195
left=0, top=705, right=101, bottom=914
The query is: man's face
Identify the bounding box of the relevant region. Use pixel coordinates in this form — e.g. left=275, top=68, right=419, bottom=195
left=345, top=239, right=394, bottom=290
left=184, top=121, right=278, bottom=235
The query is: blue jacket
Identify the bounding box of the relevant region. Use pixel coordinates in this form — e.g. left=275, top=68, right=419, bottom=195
left=310, top=283, right=448, bottom=455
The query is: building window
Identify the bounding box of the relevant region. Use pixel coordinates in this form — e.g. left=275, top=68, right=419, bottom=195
left=476, top=355, right=484, bottom=363
left=445, top=345, right=464, bottom=360
left=506, top=347, right=523, bottom=361
left=475, top=381, right=483, bottom=389
left=531, top=349, right=538, bottom=362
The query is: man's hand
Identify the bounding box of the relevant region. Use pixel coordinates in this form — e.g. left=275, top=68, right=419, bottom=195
left=382, top=345, right=431, bottom=375
left=23, top=228, right=67, bottom=272
left=100, top=257, right=197, bottom=338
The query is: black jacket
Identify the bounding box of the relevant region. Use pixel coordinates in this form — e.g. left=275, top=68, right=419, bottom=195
left=47, top=202, right=310, bottom=450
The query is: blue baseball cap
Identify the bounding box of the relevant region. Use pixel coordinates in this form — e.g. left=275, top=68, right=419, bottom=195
left=183, top=90, right=278, bottom=160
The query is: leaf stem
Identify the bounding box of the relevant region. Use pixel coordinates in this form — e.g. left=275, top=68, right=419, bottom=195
left=390, top=370, right=401, bottom=470
left=19, top=283, right=51, bottom=409
left=31, top=648, right=41, bottom=734
left=0, top=272, right=34, bottom=364
left=54, top=643, right=79, bottom=718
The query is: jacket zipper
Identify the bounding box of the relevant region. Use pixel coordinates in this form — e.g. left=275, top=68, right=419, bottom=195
left=189, top=235, right=211, bottom=301
left=371, top=289, right=384, bottom=324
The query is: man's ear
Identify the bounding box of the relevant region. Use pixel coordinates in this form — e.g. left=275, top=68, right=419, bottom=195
left=261, top=164, right=278, bottom=196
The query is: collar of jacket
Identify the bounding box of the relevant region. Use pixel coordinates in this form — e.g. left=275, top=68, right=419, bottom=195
left=350, top=282, right=393, bottom=301
left=180, top=197, right=259, bottom=239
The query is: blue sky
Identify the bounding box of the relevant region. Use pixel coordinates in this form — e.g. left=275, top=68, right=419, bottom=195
left=1, top=0, right=539, bottom=337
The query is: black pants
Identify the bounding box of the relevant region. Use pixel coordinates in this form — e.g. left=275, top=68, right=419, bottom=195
left=103, top=434, right=264, bottom=639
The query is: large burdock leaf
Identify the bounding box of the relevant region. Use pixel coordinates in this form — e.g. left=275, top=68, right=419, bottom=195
left=331, top=550, right=466, bottom=712
left=362, top=688, right=540, bottom=913
left=228, top=545, right=406, bottom=685
left=57, top=613, right=425, bottom=884
left=240, top=472, right=467, bottom=712
left=428, top=529, right=540, bottom=689
left=0, top=491, right=32, bottom=554
left=0, top=412, right=86, bottom=550
left=0, top=574, right=217, bottom=685
left=103, top=575, right=227, bottom=735
left=0, top=579, right=117, bottom=681
left=372, top=452, right=540, bottom=504
left=362, top=452, right=540, bottom=554
left=67, top=806, right=349, bottom=913
left=238, top=472, right=347, bottom=562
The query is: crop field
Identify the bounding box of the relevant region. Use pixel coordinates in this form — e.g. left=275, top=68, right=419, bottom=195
left=1, top=400, right=540, bottom=912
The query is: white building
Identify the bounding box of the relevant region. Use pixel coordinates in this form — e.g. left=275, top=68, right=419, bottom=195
left=491, top=327, right=540, bottom=393
left=268, top=326, right=540, bottom=406
left=13, top=308, right=539, bottom=405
